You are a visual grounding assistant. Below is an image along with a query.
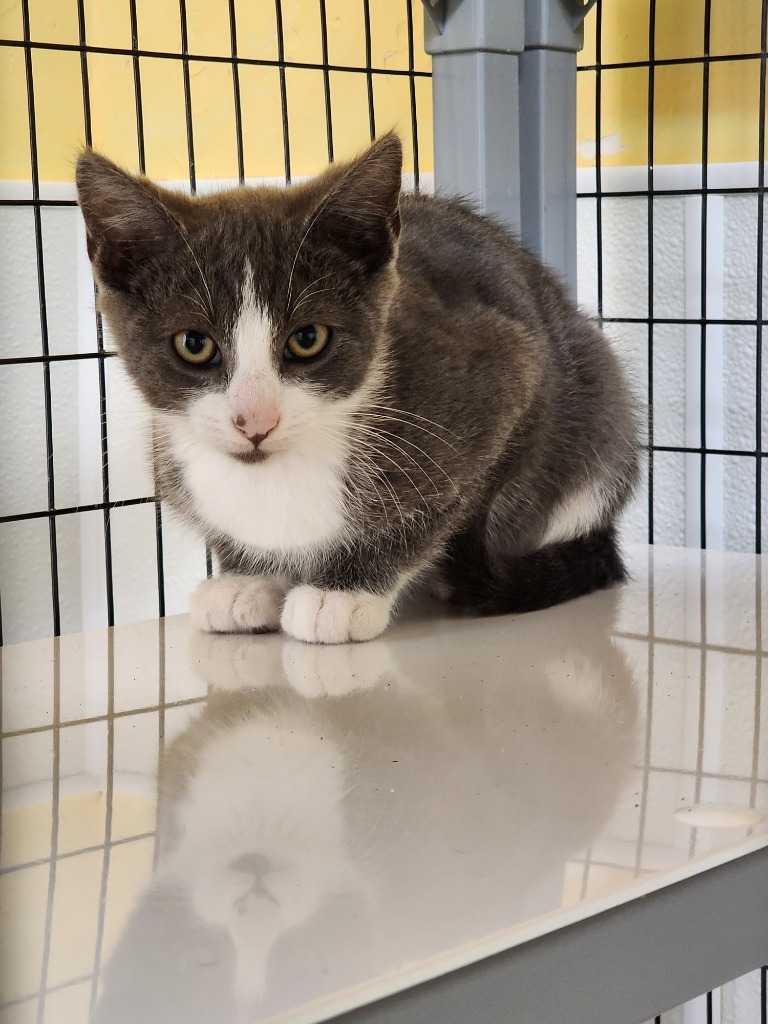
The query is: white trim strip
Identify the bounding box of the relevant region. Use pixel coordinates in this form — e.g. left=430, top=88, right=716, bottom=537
left=577, top=161, right=768, bottom=194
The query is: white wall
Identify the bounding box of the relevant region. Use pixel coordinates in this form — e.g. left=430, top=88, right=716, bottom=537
left=0, top=199, right=208, bottom=644
left=577, top=168, right=768, bottom=555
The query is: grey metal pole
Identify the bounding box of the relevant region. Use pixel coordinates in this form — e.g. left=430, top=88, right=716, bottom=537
left=423, top=0, right=592, bottom=298
left=424, top=1, right=525, bottom=235
left=519, top=0, right=591, bottom=296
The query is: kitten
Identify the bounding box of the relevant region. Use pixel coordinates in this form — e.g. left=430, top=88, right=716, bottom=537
left=76, top=133, right=639, bottom=644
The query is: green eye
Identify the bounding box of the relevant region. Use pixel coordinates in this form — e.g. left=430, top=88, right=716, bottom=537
left=284, top=324, right=331, bottom=361
left=173, top=330, right=220, bottom=365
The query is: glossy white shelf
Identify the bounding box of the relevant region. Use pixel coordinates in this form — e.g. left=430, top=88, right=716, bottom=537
left=1, top=545, right=767, bottom=1024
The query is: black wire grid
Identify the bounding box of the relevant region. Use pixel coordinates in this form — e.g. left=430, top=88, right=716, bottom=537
left=577, top=9, right=768, bottom=1017
left=0, top=0, right=428, bottom=646
left=578, top=0, right=768, bottom=552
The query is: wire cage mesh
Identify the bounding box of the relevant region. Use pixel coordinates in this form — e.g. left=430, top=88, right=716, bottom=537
left=577, top=0, right=768, bottom=556
left=575, top=6, right=768, bottom=1017
left=0, top=0, right=431, bottom=646
left=1, top=1, right=768, bottom=1022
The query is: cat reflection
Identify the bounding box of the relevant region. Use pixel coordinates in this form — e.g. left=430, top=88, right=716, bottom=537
left=93, top=592, right=639, bottom=1024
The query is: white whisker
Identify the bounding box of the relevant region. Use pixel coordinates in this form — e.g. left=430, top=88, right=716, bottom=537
left=290, top=274, right=333, bottom=318
left=358, top=423, right=459, bottom=495
left=365, top=403, right=460, bottom=444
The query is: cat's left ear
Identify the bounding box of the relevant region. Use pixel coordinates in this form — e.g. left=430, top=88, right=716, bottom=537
left=76, top=150, right=184, bottom=292
left=313, top=132, right=402, bottom=272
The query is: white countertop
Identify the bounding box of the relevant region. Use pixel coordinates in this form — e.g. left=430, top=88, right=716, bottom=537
left=1, top=546, right=767, bottom=1024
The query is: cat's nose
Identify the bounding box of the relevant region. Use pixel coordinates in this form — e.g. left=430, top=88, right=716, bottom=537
left=233, top=412, right=279, bottom=448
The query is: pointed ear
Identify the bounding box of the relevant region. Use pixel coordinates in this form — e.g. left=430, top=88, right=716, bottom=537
left=76, top=151, right=183, bottom=291
left=313, top=132, right=403, bottom=272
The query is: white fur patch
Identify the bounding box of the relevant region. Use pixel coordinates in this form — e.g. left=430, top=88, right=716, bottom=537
left=190, top=574, right=288, bottom=633
left=172, top=409, right=350, bottom=552
left=541, top=481, right=608, bottom=546
left=233, top=264, right=274, bottom=379
left=281, top=585, right=392, bottom=644
left=228, top=264, right=281, bottom=433
left=158, top=283, right=360, bottom=554
left=158, top=258, right=386, bottom=559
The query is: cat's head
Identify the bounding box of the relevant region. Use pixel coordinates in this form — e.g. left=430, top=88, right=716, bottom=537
left=76, top=135, right=402, bottom=465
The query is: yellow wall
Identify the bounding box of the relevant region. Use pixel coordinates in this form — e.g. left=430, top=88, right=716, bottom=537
left=577, top=0, right=767, bottom=167
left=0, top=0, right=432, bottom=182
left=1, top=0, right=763, bottom=182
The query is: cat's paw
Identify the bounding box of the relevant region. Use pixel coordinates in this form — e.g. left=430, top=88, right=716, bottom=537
left=190, top=575, right=287, bottom=634
left=281, top=586, right=392, bottom=644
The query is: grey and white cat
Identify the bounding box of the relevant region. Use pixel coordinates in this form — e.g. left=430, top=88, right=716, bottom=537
left=76, top=133, right=639, bottom=644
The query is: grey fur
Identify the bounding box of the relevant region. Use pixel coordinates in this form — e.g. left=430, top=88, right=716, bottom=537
left=76, top=134, right=640, bottom=615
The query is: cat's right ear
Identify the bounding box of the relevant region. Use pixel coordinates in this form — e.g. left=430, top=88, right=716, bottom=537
left=76, top=151, right=182, bottom=292
left=311, top=133, right=403, bottom=273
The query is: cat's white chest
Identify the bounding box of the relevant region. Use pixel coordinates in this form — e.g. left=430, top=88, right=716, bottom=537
left=181, top=445, right=349, bottom=554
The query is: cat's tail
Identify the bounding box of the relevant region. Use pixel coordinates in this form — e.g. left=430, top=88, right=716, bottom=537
left=443, top=526, right=627, bottom=615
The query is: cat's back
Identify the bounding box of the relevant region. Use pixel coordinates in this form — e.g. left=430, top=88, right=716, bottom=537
left=391, top=191, right=639, bottom=503
left=396, top=192, right=564, bottom=326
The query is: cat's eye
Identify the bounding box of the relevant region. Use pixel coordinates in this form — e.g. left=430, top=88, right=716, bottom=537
left=284, top=324, right=331, bottom=361
left=172, top=330, right=220, bottom=366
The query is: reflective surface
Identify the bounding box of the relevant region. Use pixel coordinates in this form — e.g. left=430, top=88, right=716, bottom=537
left=1, top=546, right=767, bottom=1024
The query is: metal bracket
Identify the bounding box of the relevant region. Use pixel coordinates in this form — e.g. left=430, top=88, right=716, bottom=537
left=562, top=0, right=598, bottom=30
left=422, top=0, right=595, bottom=296
left=421, top=0, right=447, bottom=35
left=423, top=0, right=595, bottom=46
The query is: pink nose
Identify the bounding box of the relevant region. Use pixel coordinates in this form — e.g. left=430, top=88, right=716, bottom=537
left=233, top=412, right=279, bottom=448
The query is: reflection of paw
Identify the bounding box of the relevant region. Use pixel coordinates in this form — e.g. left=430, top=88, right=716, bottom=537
left=190, top=575, right=287, bottom=634
left=544, top=654, right=609, bottom=714
left=281, top=639, right=399, bottom=696
left=188, top=630, right=285, bottom=691
left=281, top=586, right=391, bottom=644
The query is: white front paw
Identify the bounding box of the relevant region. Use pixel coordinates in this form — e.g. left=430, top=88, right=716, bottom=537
left=190, top=575, right=287, bottom=634
left=281, top=586, right=392, bottom=644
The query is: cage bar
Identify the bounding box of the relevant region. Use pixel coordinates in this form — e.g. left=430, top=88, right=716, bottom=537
left=19, top=0, right=61, bottom=640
